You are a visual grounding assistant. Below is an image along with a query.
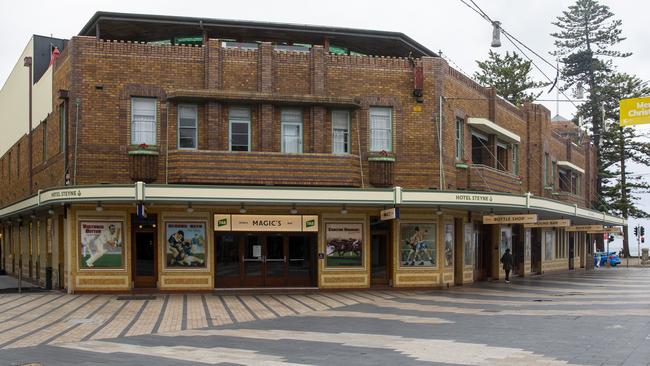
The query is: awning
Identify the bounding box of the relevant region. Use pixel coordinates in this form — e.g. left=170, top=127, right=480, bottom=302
left=557, top=160, right=585, bottom=174
left=468, top=117, right=520, bottom=144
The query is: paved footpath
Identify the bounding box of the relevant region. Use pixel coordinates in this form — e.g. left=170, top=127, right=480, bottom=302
left=1, top=268, right=649, bottom=365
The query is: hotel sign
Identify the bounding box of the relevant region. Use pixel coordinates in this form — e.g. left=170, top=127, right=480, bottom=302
left=524, top=219, right=571, bottom=228
left=566, top=225, right=603, bottom=232
left=380, top=208, right=400, bottom=221
left=214, top=214, right=318, bottom=232
left=483, top=214, right=538, bottom=224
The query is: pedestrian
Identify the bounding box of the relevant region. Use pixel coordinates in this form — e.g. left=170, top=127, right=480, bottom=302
left=595, top=252, right=601, bottom=268
left=500, top=248, right=513, bottom=284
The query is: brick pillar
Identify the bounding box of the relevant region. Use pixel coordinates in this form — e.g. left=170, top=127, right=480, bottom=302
left=258, top=42, right=273, bottom=93
left=207, top=102, right=222, bottom=150
left=207, top=39, right=222, bottom=89
left=260, top=105, right=274, bottom=151
left=310, top=45, right=325, bottom=95
left=312, top=107, right=326, bottom=153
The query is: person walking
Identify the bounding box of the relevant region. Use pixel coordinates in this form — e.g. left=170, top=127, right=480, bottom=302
left=500, top=248, right=514, bottom=284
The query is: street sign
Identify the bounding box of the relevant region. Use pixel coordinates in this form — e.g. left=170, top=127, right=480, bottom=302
left=524, top=219, right=571, bottom=228
left=380, top=207, right=400, bottom=221
left=136, top=203, right=147, bottom=218
left=620, top=96, right=650, bottom=126
left=483, top=214, right=538, bottom=224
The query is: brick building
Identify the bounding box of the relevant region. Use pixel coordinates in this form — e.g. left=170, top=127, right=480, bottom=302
left=0, top=12, right=623, bottom=292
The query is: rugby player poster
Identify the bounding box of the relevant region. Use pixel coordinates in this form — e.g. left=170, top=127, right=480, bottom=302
left=400, top=223, right=436, bottom=267
left=165, top=222, right=206, bottom=268
left=325, top=223, right=363, bottom=267
left=79, top=221, right=124, bottom=269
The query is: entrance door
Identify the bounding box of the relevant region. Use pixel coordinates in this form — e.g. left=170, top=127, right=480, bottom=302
left=531, top=228, right=542, bottom=274
left=568, top=234, right=575, bottom=270
left=242, top=235, right=264, bottom=287
left=371, top=230, right=390, bottom=286
left=474, top=224, right=492, bottom=281
left=512, top=225, right=524, bottom=276
left=131, top=215, right=157, bottom=288
left=287, top=235, right=315, bottom=286
left=265, top=235, right=287, bottom=287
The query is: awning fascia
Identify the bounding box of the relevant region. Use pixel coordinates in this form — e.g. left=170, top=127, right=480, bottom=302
left=468, top=117, right=521, bottom=144
left=557, top=160, right=585, bottom=174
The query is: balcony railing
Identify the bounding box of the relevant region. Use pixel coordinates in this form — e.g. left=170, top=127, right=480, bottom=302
left=368, top=156, right=395, bottom=188
left=168, top=150, right=362, bottom=187
left=469, top=164, right=522, bottom=194
left=554, top=191, right=587, bottom=207
left=128, top=148, right=159, bottom=183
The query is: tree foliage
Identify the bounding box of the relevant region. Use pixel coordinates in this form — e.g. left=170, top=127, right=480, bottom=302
left=474, top=50, right=549, bottom=105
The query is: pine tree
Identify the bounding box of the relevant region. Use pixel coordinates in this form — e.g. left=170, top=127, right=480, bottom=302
left=474, top=50, right=549, bottom=105
left=551, top=0, right=631, bottom=210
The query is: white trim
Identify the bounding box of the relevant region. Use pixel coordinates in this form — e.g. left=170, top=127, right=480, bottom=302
left=557, top=160, right=585, bottom=174
left=468, top=117, right=520, bottom=143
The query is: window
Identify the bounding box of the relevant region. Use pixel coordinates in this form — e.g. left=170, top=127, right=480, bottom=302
left=558, top=168, right=570, bottom=192
left=131, top=98, right=157, bottom=145
left=574, top=174, right=581, bottom=195
left=471, top=131, right=490, bottom=165
left=369, top=107, right=392, bottom=152
left=229, top=107, right=251, bottom=152
left=512, top=144, right=519, bottom=175
left=555, top=230, right=567, bottom=259
left=59, top=103, right=66, bottom=153
left=552, top=161, right=557, bottom=188
left=543, top=153, right=550, bottom=186
left=42, top=120, right=48, bottom=162
left=332, top=110, right=350, bottom=154
left=178, top=104, right=198, bottom=149
left=281, top=108, right=303, bottom=153
left=496, top=141, right=508, bottom=171
left=455, top=117, right=464, bottom=160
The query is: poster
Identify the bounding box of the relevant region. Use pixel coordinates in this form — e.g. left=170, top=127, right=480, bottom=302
left=166, top=222, right=206, bottom=267
left=399, top=223, right=436, bottom=267
left=79, top=221, right=124, bottom=269
left=544, top=231, right=554, bottom=261
left=524, top=229, right=531, bottom=262
left=500, top=226, right=512, bottom=257
left=326, top=223, right=363, bottom=267
left=444, top=223, right=454, bottom=267
left=464, top=223, right=474, bottom=266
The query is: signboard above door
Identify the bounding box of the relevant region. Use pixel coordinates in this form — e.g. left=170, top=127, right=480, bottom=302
left=483, top=214, right=538, bottom=225
left=214, top=214, right=318, bottom=232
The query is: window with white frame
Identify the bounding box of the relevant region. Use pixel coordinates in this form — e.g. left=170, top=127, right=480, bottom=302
left=369, top=107, right=392, bottom=152
left=178, top=104, right=198, bottom=149
left=229, top=107, right=251, bottom=152
left=455, top=117, right=464, bottom=160
left=131, top=98, right=157, bottom=145
left=332, top=110, right=350, bottom=154
left=281, top=108, right=303, bottom=153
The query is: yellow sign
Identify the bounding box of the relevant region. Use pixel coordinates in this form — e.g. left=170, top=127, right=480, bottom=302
left=412, top=105, right=422, bottom=113
left=566, top=225, right=603, bottom=232
left=524, top=219, right=571, bottom=228
left=620, top=96, right=650, bottom=126
left=483, top=214, right=538, bottom=224
left=214, top=214, right=318, bottom=232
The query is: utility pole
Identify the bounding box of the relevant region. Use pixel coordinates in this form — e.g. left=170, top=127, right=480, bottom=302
left=619, top=126, right=630, bottom=257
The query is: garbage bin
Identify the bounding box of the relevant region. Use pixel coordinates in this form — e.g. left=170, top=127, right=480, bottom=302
left=45, top=267, right=53, bottom=290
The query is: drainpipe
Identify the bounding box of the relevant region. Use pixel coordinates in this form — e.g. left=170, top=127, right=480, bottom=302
left=439, top=96, right=444, bottom=190
left=73, top=98, right=80, bottom=185
left=24, top=57, right=33, bottom=195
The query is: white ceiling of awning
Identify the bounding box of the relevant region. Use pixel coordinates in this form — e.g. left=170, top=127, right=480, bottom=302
left=468, top=117, right=521, bottom=144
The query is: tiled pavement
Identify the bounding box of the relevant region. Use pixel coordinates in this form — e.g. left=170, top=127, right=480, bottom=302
left=1, top=268, right=649, bottom=365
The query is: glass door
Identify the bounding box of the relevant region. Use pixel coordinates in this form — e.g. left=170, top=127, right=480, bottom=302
left=287, top=235, right=314, bottom=286
left=265, top=235, right=287, bottom=287
left=215, top=234, right=241, bottom=287
left=242, top=235, right=263, bottom=287
left=132, top=214, right=157, bottom=288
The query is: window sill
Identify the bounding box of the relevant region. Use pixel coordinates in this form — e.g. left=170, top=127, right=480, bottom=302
left=128, top=149, right=159, bottom=156
left=455, top=162, right=469, bottom=169
left=368, top=156, right=395, bottom=162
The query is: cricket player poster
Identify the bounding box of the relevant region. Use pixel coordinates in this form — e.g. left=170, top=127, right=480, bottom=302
left=79, top=221, right=124, bottom=269
left=399, top=223, right=436, bottom=267
left=165, top=222, right=206, bottom=268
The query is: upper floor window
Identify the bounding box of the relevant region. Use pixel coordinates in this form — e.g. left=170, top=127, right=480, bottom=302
left=455, top=117, right=464, bottom=160
left=572, top=174, right=580, bottom=195
left=131, top=97, right=157, bottom=145
left=229, top=107, right=251, bottom=152
left=178, top=104, right=198, bottom=149
left=471, top=131, right=489, bottom=166
left=369, top=107, right=392, bottom=152
left=496, top=140, right=508, bottom=171
left=281, top=108, right=303, bottom=153
left=543, top=153, right=550, bottom=186
left=558, top=168, right=570, bottom=192
left=332, top=110, right=350, bottom=154
left=512, top=144, right=519, bottom=175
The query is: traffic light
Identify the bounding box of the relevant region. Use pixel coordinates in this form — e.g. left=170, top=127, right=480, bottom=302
left=642, top=237, right=645, bottom=244
left=641, top=226, right=646, bottom=236
left=634, top=227, right=639, bottom=236
left=608, top=235, right=614, bottom=243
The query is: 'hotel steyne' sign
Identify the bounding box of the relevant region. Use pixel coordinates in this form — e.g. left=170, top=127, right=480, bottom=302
left=214, top=214, right=318, bottom=232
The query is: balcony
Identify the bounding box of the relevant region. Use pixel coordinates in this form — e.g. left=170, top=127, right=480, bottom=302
left=168, top=150, right=361, bottom=187
left=469, top=164, right=522, bottom=194
left=554, top=191, right=587, bottom=207
left=128, top=147, right=159, bottom=183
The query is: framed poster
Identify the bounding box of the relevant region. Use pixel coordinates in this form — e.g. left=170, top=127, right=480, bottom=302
left=165, top=222, right=207, bottom=268
left=325, top=223, right=363, bottom=267
left=544, top=231, right=554, bottom=261
left=399, top=223, right=436, bottom=267
left=444, top=223, right=454, bottom=267
left=79, top=221, right=124, bottom=269
left=524, top=229, right=531, bottom=262
left=464, top=223, right=474, bottom=266
left=500, top=226, right=512, bottom=257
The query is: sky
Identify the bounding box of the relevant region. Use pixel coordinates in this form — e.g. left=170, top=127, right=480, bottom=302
left=1, top=0, right=648, bottom=253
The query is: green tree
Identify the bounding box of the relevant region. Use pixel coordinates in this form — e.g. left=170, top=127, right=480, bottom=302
left=551, top=0, right=631, bottom=210
left=474, top=50, right=549, bottom=105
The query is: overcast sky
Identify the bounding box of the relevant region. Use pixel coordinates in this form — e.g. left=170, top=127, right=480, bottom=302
left=1, top=0, right=648, bottom=252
